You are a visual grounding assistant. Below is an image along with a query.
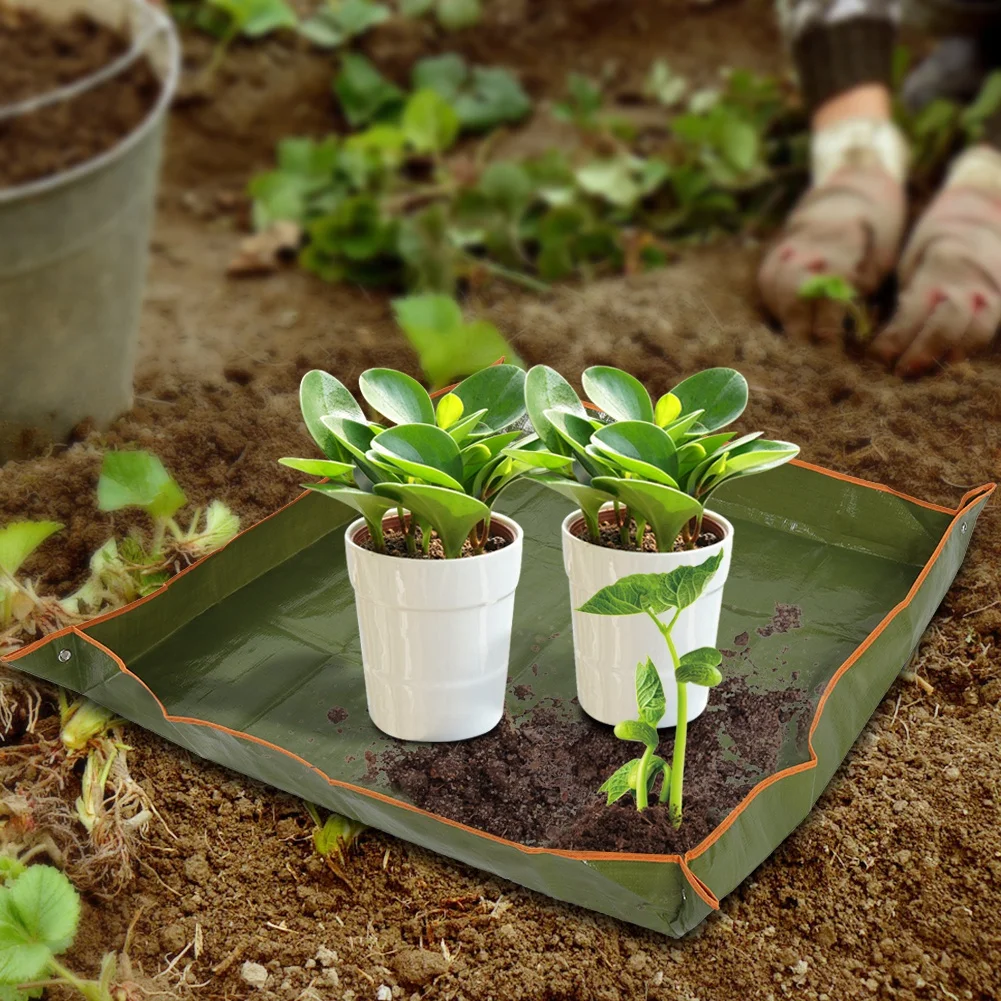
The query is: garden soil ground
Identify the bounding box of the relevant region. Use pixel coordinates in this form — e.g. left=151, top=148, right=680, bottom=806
left=2, top=0, right=1001, bottom=998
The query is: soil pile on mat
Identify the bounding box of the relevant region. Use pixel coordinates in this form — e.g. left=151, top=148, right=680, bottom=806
left=0, top=6, right=160, bottom=187
left=381, top=676, right=810, bottom=854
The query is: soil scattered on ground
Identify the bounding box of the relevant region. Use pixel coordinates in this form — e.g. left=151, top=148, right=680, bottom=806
left=0, top=6, right=160, bottom=187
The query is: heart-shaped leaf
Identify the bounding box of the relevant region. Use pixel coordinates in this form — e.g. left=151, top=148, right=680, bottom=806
left=371, top=424, right=464, bottom=489
left=299, top=370, right=366, bottom=461
left=0, top=864, right=80, bottom=985
left=373, top=482, right=490, bottom=558
left=0, top=521, right=63, bottom=577
left=453, top=364, right=527, bottom=432
left=578, top=550, right=724, bottom=616
left=670, top=368, right=748, bottom=431
left=592, top=477, right=702, bottom=553
left=359, top=369, right=435, bottom=425
left=582, top=366, right=654, bottom=423
left=278, top=457, right=354, bottom=480
left=98, top=451, right=187, bottom=521
left=524, top=365, right=585, bottom=454
left=613, top=719, right=660, bottom=750
left=675, top=647, right=724, bottom=687
left=635, top=657, right=666, bottom=727
left=599, top=759, right=640, bottom=805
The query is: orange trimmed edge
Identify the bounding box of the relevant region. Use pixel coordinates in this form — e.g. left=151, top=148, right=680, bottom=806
left=2, top=472, right=995, bottom=915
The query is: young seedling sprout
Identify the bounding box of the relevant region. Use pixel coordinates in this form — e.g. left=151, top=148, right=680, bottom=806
left=580, top=552, right=724, bottom=827
left=281, top=365, right=536, bottom=558
left=0, top=860, right=122, bottom=1001
left=521, top=364, right=798, bottom=551
left=0, top=521, right=82, bottom=653
left=797, top=274, right=873, bottom=343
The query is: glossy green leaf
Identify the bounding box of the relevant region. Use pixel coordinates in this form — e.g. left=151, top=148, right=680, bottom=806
left=444, top=407, right=489, bottom=444
left=373, top=482, right=489, bottom=558
left=371, top=424, right=464, bottom=489
left=0, top=865, right=80, bottom=985
left=524, top=365, right=586, bottom=454
left=402, top=88, right=461, bottom=154
left=592, top=477, right=701, bottom=553
left=320, top=416, right=377, bottom=465
left=542, top=408, right=596, bottom=456
left=502, top=446, right=573, bottom=471
left=577, top=551, right=724, bottom=616
left=582, top=366, right=654, bottom=423
left=669, top=368, right=748, bottom=431
left=599, top=759, right=640, bottom=805
left=676, top=647, right=724, bottom=687
left=359, top=369, right=435, bottom=425
left=661, top=409, right=706, bottom=441
left=299, top=370, right=366, bottom=461
left=452, top=365, right=527, bottom=432
left=0, top=521, right=63, bottom=577
left=635, top=657, right=666, bottom=727
left=654, top=392, right=682, bottom=427
left=586, top=445, right=676, bottom=487
left=435, top=392, right=464, bottom=429
left=528, top=475, right=611, bottom=539
left=613, top=719, right=659, bottom=751
left=699, top=439, right=800, bottom=499
left=97, top=451, right=187, bottom=521
left=305, top=484, right=396, bottom=547
left=591, top=421, right=678, bottom=481
left=278, top=457, right=354, bottom=480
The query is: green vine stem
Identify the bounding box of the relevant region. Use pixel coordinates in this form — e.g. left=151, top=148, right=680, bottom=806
left=645, top=607, right=687, bottom=828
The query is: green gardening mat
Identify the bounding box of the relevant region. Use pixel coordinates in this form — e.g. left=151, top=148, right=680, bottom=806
left=5, top=462, right=994, bottom=936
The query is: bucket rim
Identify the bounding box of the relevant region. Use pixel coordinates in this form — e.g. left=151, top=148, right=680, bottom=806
left=0, top=0, right=181, bottom=205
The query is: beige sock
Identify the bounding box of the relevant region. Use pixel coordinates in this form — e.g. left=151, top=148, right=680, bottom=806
left=810, top=117, right=910, bottom=186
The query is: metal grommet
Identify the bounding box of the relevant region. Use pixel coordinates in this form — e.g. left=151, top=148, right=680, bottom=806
left=961, top=522, right=968, bottom=535
left=57, top=649, right=72, bottom=662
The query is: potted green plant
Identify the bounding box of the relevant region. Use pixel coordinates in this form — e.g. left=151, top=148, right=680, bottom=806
left=517, top=364, right=798, bottom=727
left=281, top=364, right=531, bottom=742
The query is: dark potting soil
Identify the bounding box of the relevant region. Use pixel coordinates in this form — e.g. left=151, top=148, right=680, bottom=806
left=381, top=674, right=810, bottom=855
left=0, top=6, right=160, bottom=187
left=359, top=526, right=512, bottom=560
left=574, top=519, right=721, bottom=553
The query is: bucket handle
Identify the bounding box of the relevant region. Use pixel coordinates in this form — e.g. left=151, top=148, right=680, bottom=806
left=0, top=2, right=171, bottom=124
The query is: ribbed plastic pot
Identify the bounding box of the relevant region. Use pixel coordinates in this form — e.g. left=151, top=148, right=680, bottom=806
left=562, top=506, right=734, bottom=728
left=0, top=0, right=180, bottom=463
left=344, top=513, right=524, bottom=742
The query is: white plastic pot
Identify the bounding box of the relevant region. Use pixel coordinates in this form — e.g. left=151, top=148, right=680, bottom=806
left=562, top=506, right=733, bottom=728
left=345, top=513, right=523, bottom=742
